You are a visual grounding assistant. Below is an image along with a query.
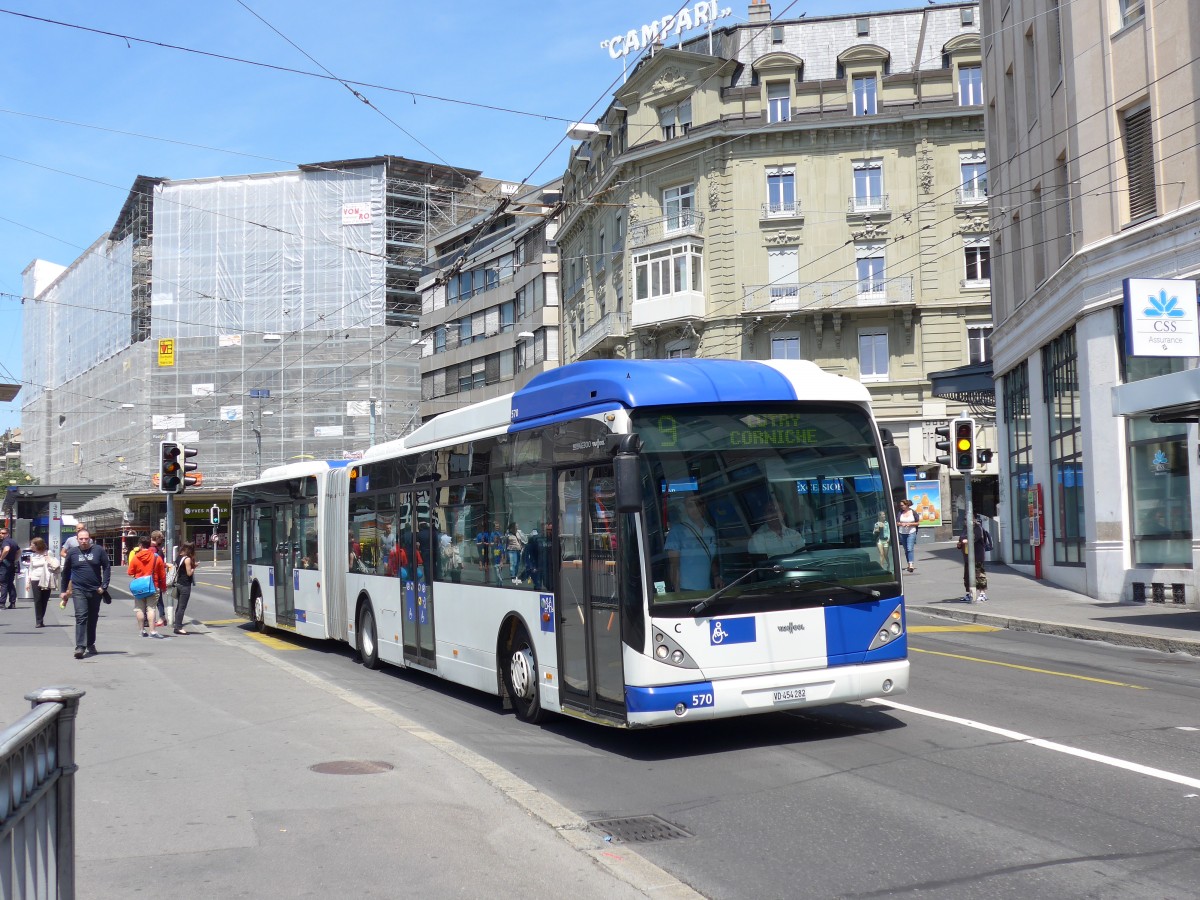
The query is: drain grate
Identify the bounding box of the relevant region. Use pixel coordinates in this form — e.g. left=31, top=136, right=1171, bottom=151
left=588, top=814, right=692, bottom=843
left=309, top=760, right=394, bottom=775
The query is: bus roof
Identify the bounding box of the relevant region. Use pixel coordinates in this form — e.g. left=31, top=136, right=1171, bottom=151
left=234, top=459, right=350, bottom=489
left=393, top=359, right=871, bottom=453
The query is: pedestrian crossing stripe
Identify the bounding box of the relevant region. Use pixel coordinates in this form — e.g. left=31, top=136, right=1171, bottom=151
left=909, top=625, right=1001, bottom=633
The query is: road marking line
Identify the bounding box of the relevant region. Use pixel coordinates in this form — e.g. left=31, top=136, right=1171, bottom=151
left=246, top=632, right=303, bottom=651
left=911, top=647, right=1148, bottom=689
left=197, top=580, right=230, bottom=590
left=910, top=625, right=1000, bottom=633
left=202, top=618, right=245, bottom=626
left=873, top=698, right=1200, bottom=790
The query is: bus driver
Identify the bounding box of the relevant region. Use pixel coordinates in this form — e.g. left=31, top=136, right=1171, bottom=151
left=665, top=495, right=722, bottom=592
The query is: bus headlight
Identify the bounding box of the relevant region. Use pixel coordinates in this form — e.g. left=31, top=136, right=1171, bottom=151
left=656, top=644, right=669, bottom=659
left=869, top=607, right=905, bottom=650
left=648, top=629, right=698, bottom=669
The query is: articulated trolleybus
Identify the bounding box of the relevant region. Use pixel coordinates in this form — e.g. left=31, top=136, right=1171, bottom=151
left=232, top=359, right=909, bottom=728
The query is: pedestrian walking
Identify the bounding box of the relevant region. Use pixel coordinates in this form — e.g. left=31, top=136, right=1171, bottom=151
left=956, top=515, right=989, bottom=603
left=896, top=499, right=919, bottom=574
left=150, top=530, right=168, bottom=627
left=128, top=537, right=168, bottom=638
left=173, top=542, right=196, bottom=635
left=0, top=526, right=19, bottom=608
left=60, top=528, right=112, bottom=659
left=60, top=522, right=86, bottom=561
left=26, top=537, right=61, bottom=627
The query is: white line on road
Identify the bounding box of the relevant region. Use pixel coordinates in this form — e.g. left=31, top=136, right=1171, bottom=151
left=873, top=698, right=1200, bottom=791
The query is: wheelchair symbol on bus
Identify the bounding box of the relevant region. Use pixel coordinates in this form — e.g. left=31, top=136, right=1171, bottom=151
left=710, top=621, right=728, bottom=644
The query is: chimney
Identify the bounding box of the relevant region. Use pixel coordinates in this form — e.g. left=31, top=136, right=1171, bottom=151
left=748, top=0, right=772, bottom=25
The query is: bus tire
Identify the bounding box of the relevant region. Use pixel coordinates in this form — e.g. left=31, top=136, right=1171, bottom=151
left=251, top=587, right=266, bottom=632
left=503, top=622, right=545, bottom=724
left=358, top=602, right=380, bottom=670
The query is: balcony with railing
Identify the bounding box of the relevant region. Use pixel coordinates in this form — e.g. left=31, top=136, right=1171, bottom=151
left=847, top=194, right=890, bottom=215
left=955, top=185, right=988, bottom=206
left=628, top=210, right=705, bottom=249
left=760, top=200, right=803, bottom=220
left=742, top=276, right=914, bottom=313
left=576, top=311, right=629, bottom=357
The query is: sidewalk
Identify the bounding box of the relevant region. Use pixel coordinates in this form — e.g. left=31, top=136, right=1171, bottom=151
left=905, top=542, right=1200, bottom=656
left=0, top=598, right=694, bottom=899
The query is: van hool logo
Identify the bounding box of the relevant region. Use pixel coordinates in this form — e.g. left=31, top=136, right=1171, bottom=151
left=776, top=622, right=806, bottom=634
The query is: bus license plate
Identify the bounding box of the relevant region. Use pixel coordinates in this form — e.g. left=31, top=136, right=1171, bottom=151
left=773, top=688, right=806, bottom=703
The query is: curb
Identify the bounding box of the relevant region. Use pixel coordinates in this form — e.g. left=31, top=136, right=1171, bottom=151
left=910, top=604, right=1200, bottom=657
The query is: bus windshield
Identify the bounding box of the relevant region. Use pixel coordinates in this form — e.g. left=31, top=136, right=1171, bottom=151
left=634, top=405, right=898, bottom=614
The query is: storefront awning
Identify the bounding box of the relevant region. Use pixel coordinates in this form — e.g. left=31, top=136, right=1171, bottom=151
left=927, top=362, right=995, bottom=406
left=1112, top=368, right=1200, bottom=422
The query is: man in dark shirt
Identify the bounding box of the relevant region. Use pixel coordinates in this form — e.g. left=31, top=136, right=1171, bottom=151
left=60, top=529, right=111, bottom=658
left=0, top=527, right=20, bottom=608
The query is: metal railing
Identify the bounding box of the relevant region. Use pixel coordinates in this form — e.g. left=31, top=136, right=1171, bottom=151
left=847, top=194, right=890, bottom=214
left=761, top=200, right=802, bottom=218
left=577, top=311, right=629, bottom=356
left=1, top=686, right=85, bottom=899
left=628, top=210, right=705, bottom=248
left=955, top=186, right=988, bottom=205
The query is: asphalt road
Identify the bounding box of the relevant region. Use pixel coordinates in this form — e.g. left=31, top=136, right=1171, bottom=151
left=185, top=571, right=1200, bottom=899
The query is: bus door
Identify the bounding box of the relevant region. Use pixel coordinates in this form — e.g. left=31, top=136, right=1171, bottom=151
left=272, top=502, right=296, bottom=626
left=555, top=465, right=625, bottom=718
left=401, top=488, right=436, bottom=667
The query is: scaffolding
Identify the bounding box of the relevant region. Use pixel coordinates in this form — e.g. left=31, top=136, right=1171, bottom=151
left=20, top=155, right=504, bottom=489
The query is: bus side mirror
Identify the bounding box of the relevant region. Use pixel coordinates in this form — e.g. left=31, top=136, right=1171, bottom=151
left=608, top=433, right=644, bottom=514
left=879, top=428, right=904, bottom=497
left=613, top=455, right=642, bottom=514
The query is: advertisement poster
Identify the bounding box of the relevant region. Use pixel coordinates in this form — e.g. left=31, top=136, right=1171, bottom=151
left=905, top=481, right=942, bottom=527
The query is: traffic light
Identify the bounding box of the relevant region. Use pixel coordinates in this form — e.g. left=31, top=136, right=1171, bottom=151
left=180, top=445, right=199, bottom=492
left=954, top=418, right=976, bottom=473
left=159, top=441, right=182, bottom=493
left=159, top=442, right=199, bottom=493
left=976, top=448, right=994, bottom=467
left=934, top=425, right=953, bottom=467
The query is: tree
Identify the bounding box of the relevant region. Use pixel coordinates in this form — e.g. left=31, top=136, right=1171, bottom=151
left=0, top=465, right=38, bottom=488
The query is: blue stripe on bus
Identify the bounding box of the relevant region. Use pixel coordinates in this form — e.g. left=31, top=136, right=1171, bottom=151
left=509, top=360, right=798, bottom=426
left=824, top=599, right=906, bottom=667
left=626, top=681, right=717, bottom=713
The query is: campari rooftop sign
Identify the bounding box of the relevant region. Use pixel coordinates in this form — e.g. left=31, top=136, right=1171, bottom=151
left=601, top=2, right=733, bottom=58
left=1123, top=277, right=1200, bottom=357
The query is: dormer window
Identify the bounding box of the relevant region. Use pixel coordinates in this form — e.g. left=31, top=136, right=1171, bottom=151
left=659, top=98, right=692, bottom=140
left=853, top=75, right=877, bottom=115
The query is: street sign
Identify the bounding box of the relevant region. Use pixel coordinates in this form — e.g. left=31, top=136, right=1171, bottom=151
left=158, top=338, right=175, bottom=367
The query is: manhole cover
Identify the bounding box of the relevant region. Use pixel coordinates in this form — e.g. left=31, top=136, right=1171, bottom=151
left=309, top=760, right=394, bottom=775
left=588, top=814, right=692, bottom=843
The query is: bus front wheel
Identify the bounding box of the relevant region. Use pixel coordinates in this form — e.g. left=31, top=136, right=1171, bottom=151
left=358, top=603, right=380, bottom=670
left=252, top=589, right=266, bottom=632
left=504, top=623, right=545, bottom=724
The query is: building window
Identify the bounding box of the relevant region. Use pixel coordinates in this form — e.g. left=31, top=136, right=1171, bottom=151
left=1043, top=328, right=1084, bottom=566
left=852, top=159, right=883, bottom=211
left=499, top=300, right=515, bottom=333
left=767, top=246, right=799, bottom=299
left=771, top=336, right=800, bottom=360
left=853, top=75, right=877, bottom=116
left=771, top=25, right=784, bottom=44
left=1122, top=105, right=1156, bottom=222
left=856, top=18, right=869, bottom=37
left=597, top=229, right=606, bottom=272
left=858, top=330, right=889, bottom=381
left=968, top=324, right=993, bottom=364
left=964, top=242, right=991, bottom=285
left=1023, top=30, right=1038, bottom=129
left=663, top=183, right=696, bottom=232
left=767, top=82, right=791, bottom=123
left=1003, top=363, right=1033, bottom=564
left=959, top=152, right=988, bottom=202
left=959, top=65, right=982, bottom=106
left=765, top=166, right=796, bottom=216
left=633, top=243, right=703, bottom=301
left=1050, top=1, right=1063, bottom=83
left=856, top=242, right=885, bottom=295
left=658, top=97, right=692, bottom=140
left=961, top=7, right=975, bottom=25
left=1120, top=0, right=1145, bottom=26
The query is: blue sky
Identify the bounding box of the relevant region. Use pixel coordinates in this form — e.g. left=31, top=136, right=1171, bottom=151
left=0, top=0, right=922, bottom=432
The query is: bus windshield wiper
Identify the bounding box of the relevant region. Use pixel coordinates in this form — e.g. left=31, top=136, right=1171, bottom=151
left=776, top=572, right=882, bottom=601
left=691, top=565, right=788, bottom=616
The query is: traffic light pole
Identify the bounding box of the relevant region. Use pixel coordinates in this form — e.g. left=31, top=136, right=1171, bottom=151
left=165, top=495, right=176, bottom=569
left=964, top=471, right=976, bottom=603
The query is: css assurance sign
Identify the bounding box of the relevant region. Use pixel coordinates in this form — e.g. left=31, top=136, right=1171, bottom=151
left=1123, top=277, right=1200, bottom=357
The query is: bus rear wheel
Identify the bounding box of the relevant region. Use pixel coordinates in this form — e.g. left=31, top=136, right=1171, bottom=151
left=358, top=603, right=380, bottom=670
left=252, top=589, right=266, bottom=632
left=504, top=623, right=545, bottom=724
